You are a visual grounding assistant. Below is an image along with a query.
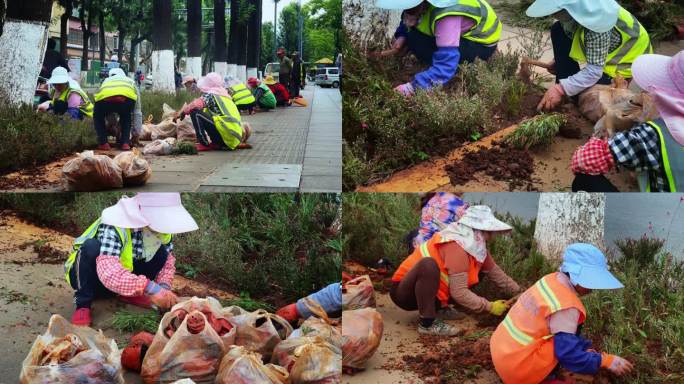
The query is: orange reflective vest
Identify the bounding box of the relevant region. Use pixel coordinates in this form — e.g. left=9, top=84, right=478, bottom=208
left=391, top=232, right=483, bottom=307
left=490, top=272, right=587, bottom=384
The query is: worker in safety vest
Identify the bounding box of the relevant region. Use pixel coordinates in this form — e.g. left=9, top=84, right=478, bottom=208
left=66, top=193, right=199, bottom=327
left=36, top=66, right=93, bottom=120
left=490, top=243, right=633, bottom=384
left=177, top=72, right=252, bottom=152
left=247, top=77, right=277, bottom=111
left=93, top=68, right=141, bottom=151
left=276, top=283, right=343, bottom=324
left=526, top=0, right=652, bottom=112
left=571, top=50, right=684, bottom=192
left=264, top=75, right=292, bottom=107
left=225, top=75, right=257, bottom=114
left=373, top=0, right=502, bottom=97
left=391, top=206, right=522, bottom=336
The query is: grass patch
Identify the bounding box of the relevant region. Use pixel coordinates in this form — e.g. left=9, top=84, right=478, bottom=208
left=222, top=292, right=276, bottom=312
left=111, top=310, right=161, bottom=333
left=503, top=113, right=567, bottom=149
left=140, top=91, right=197, bottom=123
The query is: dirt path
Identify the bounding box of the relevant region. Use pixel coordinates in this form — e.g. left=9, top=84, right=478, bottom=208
left=0, top=213, right=236, bottom=382
left=343, top=293, right=502, bottom=384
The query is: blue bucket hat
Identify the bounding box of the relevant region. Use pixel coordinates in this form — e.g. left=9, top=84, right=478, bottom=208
left=560, top=243, right=624, bottom=290
left=375, top=0, right=459, bottom=10
left=526, top=0, right=619, bottom=33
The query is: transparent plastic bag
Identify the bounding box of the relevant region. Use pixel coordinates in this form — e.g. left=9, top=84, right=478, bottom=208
left=143, top=138, right=176, bottom=156
left=215, top=346, right=289, bottom=384
left=342, top=275, right=376, bottom=310
left=176, top=116, right=197, bottom=142
left=113, top=148, right=151, bottom=186
left=231, top=309, right=293, bottom=361
left=150, top=120, right=178, bottom=140
left=272, top=336, right=341, bottom=384
left=341, top=308, right=384, bottom=369
left=20, top=314, right=123, bottom=384
left=62, top=151, right=123, bottom=191
left=289, top=299, right=342, bottom=348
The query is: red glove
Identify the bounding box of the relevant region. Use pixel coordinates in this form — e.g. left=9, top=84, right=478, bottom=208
left=572, top=137, right=615, bottom=175
left=276, top=303, right=299, bottom=322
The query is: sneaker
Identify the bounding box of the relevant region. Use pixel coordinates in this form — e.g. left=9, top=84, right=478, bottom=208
left=195, top=143, right=214, bottom=152
left=418, top=319, right=461, bottom=336
left=71, top=307, right=92, bottom=326
left=118, top=295, right=153, bottom=309
left=97, top=143, right=111, bottom=151
left=120, top=143, right=131, bottom=151
left=437, top=306, right=466, bottom=320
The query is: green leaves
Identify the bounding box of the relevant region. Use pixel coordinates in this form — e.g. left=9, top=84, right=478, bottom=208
left=503, top=113, right=567, bottom=150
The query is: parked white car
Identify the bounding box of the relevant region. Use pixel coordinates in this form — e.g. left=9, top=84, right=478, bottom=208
left=315, top=67, right=340, bottom=88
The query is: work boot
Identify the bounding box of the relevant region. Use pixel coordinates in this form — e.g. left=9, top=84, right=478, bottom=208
left=120, top=143, right=131, bottom=151
left=195, top=143, right=214, bottom=152
left=71, top=307, right=92, bottom=327
left=437, top=306, right=466, bottom=320
left=418, top=319, right=461, bottom=336
left=97, top=143, right=112, bottom=151
left=118, top=295, right=153, bottom=309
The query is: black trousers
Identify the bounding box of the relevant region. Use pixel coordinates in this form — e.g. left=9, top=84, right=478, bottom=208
left=93, top=98, right=135, bottom=145
left=550, top=21, right=612, bottom=86
left=236, top=102, right=256, bottom=113
left=190, top=110, right=227, bottom=148
left=68, top=238, right=169, bottom=308
left=572, top=173, right=620, bottom=192
left=406, top=29, right=497, bottom=65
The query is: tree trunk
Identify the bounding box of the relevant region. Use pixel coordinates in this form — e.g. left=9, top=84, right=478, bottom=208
left=0, top=0, right=51, bottom=104
left=98, top=11, right=105, bottom=64
left=130, top=37, right=138, bottom=73
left=246, top=0, right=260, bottom=78
left=234, top=4, right=247, bottom=83
left=60, top=0, right=72, bottom=57
left=186, top=0, right=202, bottom=78
left=226, top=0, right=238, bottom=78
left=80, top=0, right=94, bottom=71
left=534, top=193, right=606, bottom=261
left=152, top=0, right=174, bottom=92
left=343, top=0, right=400, bottom=51
left=213, top=0, right=227, bottom=76
left=118, top=28, right=126, bottom=61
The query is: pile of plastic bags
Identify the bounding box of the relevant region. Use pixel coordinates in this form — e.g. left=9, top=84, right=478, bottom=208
left=231, top=309, right=293, bottom=361
left=140, top=104, right=196, bottom=144
left=20, top=314, right=124, bottom=384
left=216, top=346, right=289, bottom=383
left=62, top=151, right=123, bottom=191
left=113, top=148, right=151, bottom=186
left=342, top=275, right=376, bottom=310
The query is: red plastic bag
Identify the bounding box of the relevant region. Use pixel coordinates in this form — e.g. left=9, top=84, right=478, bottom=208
left=215, top=346, right=289, bottom=384
left=62, top=151, right=123, bottom=191
left=341, top=308, right=384, bottom=369
left=343, top=275, right=376, bottom=310
left=231, top=309, right=293, bottom=361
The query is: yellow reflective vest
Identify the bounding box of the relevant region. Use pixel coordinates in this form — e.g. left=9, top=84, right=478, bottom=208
left=229, top=83, right=256, bottom=106
left=51, top=87, right=94, bottom=118
left=95, top=77, right=138, bottom=102
left=64, top=218, right=171, bottom=287
left=637, top=119, right=684, bottom=192
left=569, top=7, right=652, bottom=79
left=206, top=94, right=245, bottom=150
left=415, top=0, right=502, bottom=45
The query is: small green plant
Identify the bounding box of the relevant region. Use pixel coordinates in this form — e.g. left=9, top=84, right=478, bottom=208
left=172, top=141, right=199, bottom=155
left=222, top=292, right=275, bottom=312
left=504, top=79, right=528, bottom=117
left=503, top=113, right=567, bottom=149
left=111, top=310, right=160, bottom=333
left=177, top=262, right=199, bottom=278
left=615, top=236, right=665, bottom=267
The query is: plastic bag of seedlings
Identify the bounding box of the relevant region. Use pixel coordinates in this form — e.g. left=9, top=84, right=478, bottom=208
left=161, top=103, right=177, bottom=121
left=143, top=138, right=176, bottom=156
left=113, top=148, right=151, bottom=186
left=176, top=116, right=197, bottom=142
left=150, top=120, right=178, bottom=140
left=20, top=314, right=124, bottom=384
left=341, top=308, right=384, bottom=370
left=289, top=299, right=342, bottom=348
left=165, top=297, right=236, bottom=348
left=231, top=309, right=294, bottom=361
left=141, top=310, right=227, bottom=384
left=272, top=336, right=341, bottom=384
left=343, top=275, right=376, bottom=310
left=215, top=346, right=289, bottom=384
left=62, top=151, right=123, bottom=191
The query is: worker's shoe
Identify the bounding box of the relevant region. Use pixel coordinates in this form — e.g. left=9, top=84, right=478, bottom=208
left=97, top=143, right=112, bottom=151
left=437, top=306, right=466, bottom=320
left=118, top=294, right=153, bottom=309
left=71, top=307, right=92, bottom=327
left=195, top=143, right=214, bottom=152
left=418, top=319, right=461, bottom=336
left=120, top=143, right=131, bottom=151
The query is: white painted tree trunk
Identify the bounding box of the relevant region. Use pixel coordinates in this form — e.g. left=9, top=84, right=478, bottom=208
left=227, top=63, right=238, bottom=79
left=213, top=61, right=227, bottom=78
left=343, top=0, right=401, bottom=50
left=237, top=65, right=247, bottom=83
left=186, top=56, right=202, bottom=79
left=151, top=49, right=175, bottom=93
left=247, top=67, right=257, bottom=79
left=0, top=20, right=48, bottom=105
left=534, top=193, right=606, bottom=261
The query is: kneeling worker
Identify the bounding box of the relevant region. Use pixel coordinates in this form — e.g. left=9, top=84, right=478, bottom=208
left=93, top=68, right=140, bottom=150
left=490, top=243, right=633, bottom=383
left=67, top=193, right=199, bottom=327
left=225, top=75, right=257, bottom=114
left=37, top=67, right=93, bottom=120
left=276, top=283, right=342, bottom=322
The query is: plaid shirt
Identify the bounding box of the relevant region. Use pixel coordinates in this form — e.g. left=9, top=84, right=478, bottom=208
left=414, top=193, right=468, bottom=246
left=95, top=224, right=176, bottom=296
left=562, top=21, right=622, bottom=66
left=609, top=123, right=667, bottom=191
left=572, top=137, right=616, bottom=175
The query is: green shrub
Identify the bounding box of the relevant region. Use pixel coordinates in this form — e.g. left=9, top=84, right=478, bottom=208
left=140, top=91, right=197, bottom=123
left=503, top=113, right=567, bottom=149
left=342, top=141, right=372, bottom=191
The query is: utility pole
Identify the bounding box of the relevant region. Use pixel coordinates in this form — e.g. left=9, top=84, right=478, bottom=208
left=273, top=0, right=279, bottom=62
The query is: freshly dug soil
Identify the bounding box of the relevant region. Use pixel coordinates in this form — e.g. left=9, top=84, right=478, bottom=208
left=445, top=144, right=537, bottom=191
left=558, top=103, right=589, bottom=139
left=34, top=243, right=69, bottom=264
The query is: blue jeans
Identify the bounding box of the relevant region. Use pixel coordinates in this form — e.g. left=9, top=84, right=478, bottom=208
left=68, top=238, right=169, bottom=308
left=406, top=29, right=497, bottom=65
left=550, top=21, right=612, bottom=86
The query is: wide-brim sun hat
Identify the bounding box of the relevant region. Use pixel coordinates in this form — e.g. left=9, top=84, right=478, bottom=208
left=109, top=67, right=127, bottom=78
left=264, top=75, right=277, bottom=85
left=560, top=243, right=624, bottom=289
left=457, top=205, right=513, bottom=232
left=137, top=193, right=198, bottom=234
left=101, top=195, right=149, bottom=229
left=526, top=0, right=619, bottom=33
left=375, top=0, right=459, bottom=10
left=47, top=66, right=70, bottom=84
left=632, top=52, right=684, bottom=95
left=182, top=75, right=196, bottom=85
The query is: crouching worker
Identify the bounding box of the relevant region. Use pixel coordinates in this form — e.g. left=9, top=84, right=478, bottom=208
left=93, top=68, right=140, bottom=151
left=265, top=75, right=291, bottom=106
left=391, top=206, right=522, bottom=336
left=66, top=193, right=199, bottom=327
left=176, top=72, right=252, bottom=152
left=490, top=243, right=633, bottom=384
left=276, top=283, right=342, bottom=323
left=247, top=77, right=277, bottom=111
left=225, top=75, right=257, bottom=114
left=36, top=67, right=93, bottom=120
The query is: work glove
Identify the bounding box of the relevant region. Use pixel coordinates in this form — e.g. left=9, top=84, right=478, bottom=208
left=145, top=281, right=178, bottom=309
left=571, top=137, right=615, bottom=175
left=489, top=300, right=510, bottom=316
left=394, top=82, right=415, bottom=97
left=602, top=353, right=634, bottom=376
left=36, top=100, right=51, bottom=112
left=276, top=303, right=299, bottom=323
left=537, top=83, right=565, bottom=112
